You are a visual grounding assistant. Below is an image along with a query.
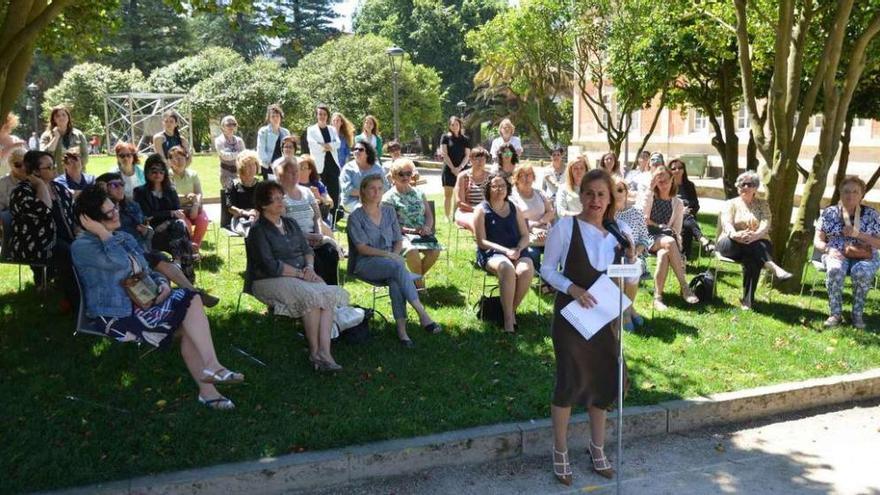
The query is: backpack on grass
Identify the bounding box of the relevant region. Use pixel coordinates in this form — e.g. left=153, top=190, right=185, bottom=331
left=688, top=270, right=715, bottom=303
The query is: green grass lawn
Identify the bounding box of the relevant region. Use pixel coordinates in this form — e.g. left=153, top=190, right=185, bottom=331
left=87, top=154, right=222, bottom=201
left=1, top=211, right=879, bottom=493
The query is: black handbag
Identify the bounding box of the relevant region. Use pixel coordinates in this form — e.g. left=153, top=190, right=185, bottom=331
left=475, top=295, right=504, bottom=326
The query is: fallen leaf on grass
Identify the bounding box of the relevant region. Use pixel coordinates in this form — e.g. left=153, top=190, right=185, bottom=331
left=155, top=400, right=167, bottom=408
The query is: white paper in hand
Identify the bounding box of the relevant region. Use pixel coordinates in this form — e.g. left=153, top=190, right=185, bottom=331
left=560, top=274, right=632, bottom=341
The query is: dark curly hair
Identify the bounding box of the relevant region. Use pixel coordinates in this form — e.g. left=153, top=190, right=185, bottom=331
left=253, top=180, right=285, bottom=214
left=144, top=153, right=172, bottom=190
left=74, top=185, right=111, bottom=222
left=482, top=173, right=511, bottom=200
left=353, top=139, right=377, bottom=166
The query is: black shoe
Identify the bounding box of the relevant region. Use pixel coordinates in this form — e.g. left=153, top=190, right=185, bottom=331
left=399, top=338, right=416, bottom=348
left=197, top=289, right=220, bottom=308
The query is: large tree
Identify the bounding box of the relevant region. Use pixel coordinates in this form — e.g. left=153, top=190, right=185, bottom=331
left=264, top=0, right=342, bottom=66
left=98, top=0, right=193, bottom=73
left=723, top=0, right=880, bottom=290
left=287, top=34, right=443, bottom=141
left=354, top=0, right=503, bottom=120
left=189, top=10, right=268, bottom=61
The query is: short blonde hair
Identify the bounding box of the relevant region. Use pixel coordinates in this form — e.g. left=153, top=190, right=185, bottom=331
left=3, top=113, right=19, bottom=131
left=511, top=163, right=535, bottom=185
left=9, top=146, right=26, bottom=165
left=236, top=149, right=262, bottom=174
left=498, top=118, right=514, bottom=134
left=389, top=158, right=415, bottom=178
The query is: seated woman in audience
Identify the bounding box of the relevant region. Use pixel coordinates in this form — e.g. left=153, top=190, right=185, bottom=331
left=152, top=110, right=190, bottom=165
left=167, top=145, right=208, bottom=252
left=717, top=171, right=792, bottom=310
left=40, top=105, right=89, bottom=173
left=215, top=115, right=245, bottom=189
left=0, top=112, right=25, bottom=176
left=510, top=163, right=554, bottom=270
left=474, top=173, right=535, bottom=333
left=494, top=143, right=518, bottom=182
left=625, top=150, right=652, bottom=198
left=73, top=186, right=242, bottom=410
left=246, top=181, right=347, bottom=371
left=54, top=149, right=94, bottom=196
left=348, top=175, right=441, bottom=347
left=669, top=158, right=713, bottom=259
left=340, top=140, right=387, bottom=212
left=382, top=159, right=442, bottom=290
left=639, top=165, right=698, bottom=310
left=453, top=146, right=490, bottom=231
left=271, top=135, right=299, bottom=173
left=134, top=154, right=196, bottom=282
left=598, top=152, right=622, bottom=177
left=223, top=150, right=261, bottom=236
left=814, top=175, right=880, bottom=329
left=96, top=172, right=219, bottom=307
left=0, top=147, right=27, bottom=211
left=10, top=150, right=78, bottom=306
left=555, top=156, right=587, bottom=217
left=613, top=176, right=652, bottom=330
left=541, top=145, right=566, bottom=205
left=276, top=157, right=341, bottom=285
left=297, top=154, right=334, bottom=223
left=110, top=142, right=144, bottom=200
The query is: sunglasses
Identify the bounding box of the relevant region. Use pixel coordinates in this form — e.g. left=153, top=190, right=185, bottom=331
left=11, top=162, right=23, bottom=169
left=738, top=183, right=757, bottom=189
left=670, top=166, right=683, bottom=171
left=616, top=187, right=626, bottom=193
left=148, top=168, right=165, bottom=175
left=117, top=153, right=134, bottom=159
left=107, top=180, right=124, bottom=189
left=397, top=171, right=413, bottom=178
left=502, top=151, right=513, bottom=157
left=352, top=148, right=365, bottom=153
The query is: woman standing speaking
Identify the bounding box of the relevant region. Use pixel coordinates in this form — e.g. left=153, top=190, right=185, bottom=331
left=540, top=168, right=635, bottom=485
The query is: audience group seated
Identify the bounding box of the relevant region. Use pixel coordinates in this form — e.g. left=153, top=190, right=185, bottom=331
left=2, top=102, right=878, bottom=415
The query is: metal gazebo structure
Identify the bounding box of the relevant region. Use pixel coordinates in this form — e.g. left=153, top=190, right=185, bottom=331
left=103, top=93, right=192, bottom=155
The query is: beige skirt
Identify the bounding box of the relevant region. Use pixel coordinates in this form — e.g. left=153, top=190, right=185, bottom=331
left=252, top=277, right=349, bottom=318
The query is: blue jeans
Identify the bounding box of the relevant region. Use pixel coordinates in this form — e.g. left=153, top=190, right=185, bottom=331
left=354, top=256, right=420, bottom=320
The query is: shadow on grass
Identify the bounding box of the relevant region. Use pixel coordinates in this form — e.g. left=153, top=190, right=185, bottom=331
left=758, top=300, right=827, bottom=329
left=423, top=283, right=467, bottom=308
left=636, top=314, right=700, bottom=343
left=196, top=253, right=224, bottom=273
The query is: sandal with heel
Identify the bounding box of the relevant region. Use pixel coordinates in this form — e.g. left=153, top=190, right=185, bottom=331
left=588, top=441, right=614, bottom=479
left=552, top=448, right=572, bottom=486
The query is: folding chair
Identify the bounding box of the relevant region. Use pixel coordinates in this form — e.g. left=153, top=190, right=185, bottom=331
left=344, top=228, right=390, bottom=322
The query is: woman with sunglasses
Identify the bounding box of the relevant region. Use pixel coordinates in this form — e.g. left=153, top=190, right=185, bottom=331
left=134, top=154, right=197, bottom=282
left=215, top=115, right=245, bottom=189
left=639, top=165, right=698, bottom=310
left=382, top=159, right=441, bottom=289
left=10, top=150, right=78, bottom=307
left=54, top=149, right=94, bottom=198
left=257, top=104, right=290, bottom=180
left=152, top=110, right=191, bottom=166
left=110, top=142, right=144, bottom=200
left=340, top=140, right=387, bottom=213
left=495, top=143, right=518, bottom=182
left=0, top=147, right=27, bottom=211
left=717, top=171, right=792, bottom=310
left=167, top=146, right=208, bottom=252
left=73, top=185, right=243, bottom=410
left=40, top=106, right=89, bottom=173
left=307, top=104, right=341, bottom=220
left=612, top=177, right=651, bottom=331
left=96, top=172, right=220, bottom=307
left=669, top=158, right=714, bottom=259
left=474, top=173, right=535, bottom=333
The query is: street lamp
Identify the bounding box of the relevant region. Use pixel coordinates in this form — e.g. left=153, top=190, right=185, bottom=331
left=456, top=100, right=466, bottom=119
left=386, top=46, right=405, bottom=141
left=27, top=83, right=40, bottom=137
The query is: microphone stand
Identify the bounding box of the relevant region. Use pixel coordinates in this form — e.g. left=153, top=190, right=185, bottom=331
left=613, top=246, right=626, bottom=495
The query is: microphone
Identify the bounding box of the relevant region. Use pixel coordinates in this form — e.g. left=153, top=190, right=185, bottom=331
left=602, top=219, right=631, bottom=249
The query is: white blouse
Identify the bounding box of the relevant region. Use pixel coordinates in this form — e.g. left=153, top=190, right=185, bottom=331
left=540, top=216, right=640, bottom=293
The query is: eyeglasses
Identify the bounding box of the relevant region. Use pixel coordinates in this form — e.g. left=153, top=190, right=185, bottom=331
left=65, top=155, right=80, bottom=162
left=268, top=195, right=285, bottom=203
left=670, top=166, right=683, bottom=171
left=352, top=148, right=365, bottom=153
left=489, top=184, right=507, bottom=191
left=11, top=162, right=23, bottom=169
left=107, top=181, right=124, bottom=189
left=37, top=165, right=54, bottom=172
left=148, top=169, right=165, bottom=175
left=397, top=171, right=413, bottom=178
left=117, top=153, right=134, bottom=159
left=224, top=123, right=238, bottom=128
left=282, top=145, right=296, bottom=150
left=502, top=151, right=513, bottom=157
left=738, top=183, right=757, bottom=189
left=101, top=204, right=119, bottom=219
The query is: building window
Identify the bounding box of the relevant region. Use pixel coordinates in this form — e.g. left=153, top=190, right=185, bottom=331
left=737, top=106, right=749, bottom=130
left=693, top=109, right=708, bottom=132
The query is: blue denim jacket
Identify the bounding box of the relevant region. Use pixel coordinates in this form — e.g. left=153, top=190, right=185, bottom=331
left=72, top=230, right=167, bottom=318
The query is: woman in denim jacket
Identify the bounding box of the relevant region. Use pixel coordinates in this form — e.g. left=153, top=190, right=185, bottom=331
left=72, top=186, right=244, bottom=410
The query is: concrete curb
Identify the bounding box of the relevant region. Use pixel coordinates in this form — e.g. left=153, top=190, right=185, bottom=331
left=44, top=368, right=880, bottom=495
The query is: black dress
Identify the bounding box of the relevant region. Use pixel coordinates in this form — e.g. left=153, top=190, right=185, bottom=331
left=551, top=218, right=627, bottom=409
left=318, top=126, right=341, bottom=222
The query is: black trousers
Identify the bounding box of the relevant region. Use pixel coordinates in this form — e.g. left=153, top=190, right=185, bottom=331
left=320, top=159, right=341, bottom=224
left=680, top=214, right=705, bottom=258
left=313, top=242, right=339, bottom=286
left=716, top=236, right=773, bottom=306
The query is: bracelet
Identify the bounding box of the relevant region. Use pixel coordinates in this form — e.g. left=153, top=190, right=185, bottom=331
left=305, top=264, right=314, bottom=270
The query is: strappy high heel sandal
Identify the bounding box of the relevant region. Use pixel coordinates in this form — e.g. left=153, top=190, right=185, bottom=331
left=552, top=448, right=572, bottom=486
left=588, top=441, right=614, bottom=479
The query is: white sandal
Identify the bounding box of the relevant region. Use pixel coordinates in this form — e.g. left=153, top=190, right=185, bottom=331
left=552, top=448, right=572, bottom=486
left=201, top=368, right=245, bottom=385
left=589, top=441, right=614, bottom=479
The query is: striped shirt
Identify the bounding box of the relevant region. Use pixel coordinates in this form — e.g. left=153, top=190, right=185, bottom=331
left=462, top=169, right=488, bottom=207
left=282, top=185, right=317, bottom=234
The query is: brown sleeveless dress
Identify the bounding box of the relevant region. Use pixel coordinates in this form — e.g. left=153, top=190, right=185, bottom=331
left=551, top=218, right=628, bottom=409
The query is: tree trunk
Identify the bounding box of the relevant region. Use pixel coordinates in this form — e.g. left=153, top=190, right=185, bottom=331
left=829, top=114, right=854, bottom=204
left=746, top=130, right=759, bottom=171
left=766, top=155, right=801, bottom=263
left=781, top=154, right=833, bottom=291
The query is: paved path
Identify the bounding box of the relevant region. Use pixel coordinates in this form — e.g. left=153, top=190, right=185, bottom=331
left=311, top=400, right=880, bottom=495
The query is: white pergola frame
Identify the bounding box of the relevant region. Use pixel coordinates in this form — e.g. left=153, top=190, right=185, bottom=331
left=103, top=93, right=192, bottom=155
